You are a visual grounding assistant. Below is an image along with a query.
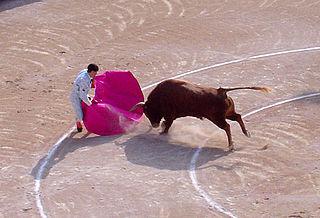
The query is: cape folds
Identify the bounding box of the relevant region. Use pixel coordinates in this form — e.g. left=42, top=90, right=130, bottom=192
left=81, top=71, right=144, bottom=135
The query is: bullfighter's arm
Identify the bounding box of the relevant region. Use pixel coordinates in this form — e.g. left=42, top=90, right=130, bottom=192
left=78, top=78, right=92, bottom=106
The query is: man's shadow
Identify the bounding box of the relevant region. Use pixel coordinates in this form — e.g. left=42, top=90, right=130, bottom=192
left=31, top=131, right=120, bottom=179
left=120, top=133, right=232, bottom=171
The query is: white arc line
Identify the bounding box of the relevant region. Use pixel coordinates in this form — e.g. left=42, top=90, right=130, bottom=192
left=34, top=127, right=75, bottom=218
left=34, top=46, right=320, bottom=218
left=188, top=92, right=320, bottom=218
left=189, top=148, right=237, bottom=218
left=142, top=46, right=320, bottom=90
left=243, top=93, right=320, bottom=118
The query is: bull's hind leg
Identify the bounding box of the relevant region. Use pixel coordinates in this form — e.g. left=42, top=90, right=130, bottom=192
left=210, top=117, right=234, bottom=151
left=226, top=113, right=251, bottom=138
left=225, top=97, right=250, bottom=138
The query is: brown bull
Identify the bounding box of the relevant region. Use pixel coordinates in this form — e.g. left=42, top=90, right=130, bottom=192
left=130, top=79, right=270, bottom=151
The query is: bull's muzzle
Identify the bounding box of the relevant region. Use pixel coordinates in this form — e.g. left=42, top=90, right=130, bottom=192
left=151, top=123, right=160, bottom=128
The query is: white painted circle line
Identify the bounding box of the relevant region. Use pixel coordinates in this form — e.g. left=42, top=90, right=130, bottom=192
left=34, top=46, right=320, bottom=218
left=189, top=147, right=238, bottom=218
left=34, top=127, right=75, bottom=218
left=243, top=93, right=320, bottom=118
left=142, top=46, right=320, bottom=90
left=188, top=92, right=320, bottom=218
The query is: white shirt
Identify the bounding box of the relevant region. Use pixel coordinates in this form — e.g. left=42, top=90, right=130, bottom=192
left=71, top=69, right=92, bottom=106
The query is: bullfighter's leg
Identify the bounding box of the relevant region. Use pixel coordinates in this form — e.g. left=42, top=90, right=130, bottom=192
left=160, top=119, right=173, bottom=134
left=210, top=117, right=234, bottom=151
left=70, top=95, right=84, bottom=132
left=226, top=113, right=251, bottom=137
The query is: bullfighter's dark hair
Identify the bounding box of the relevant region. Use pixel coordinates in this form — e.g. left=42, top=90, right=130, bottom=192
left=87, top=63, right=99, bottom=72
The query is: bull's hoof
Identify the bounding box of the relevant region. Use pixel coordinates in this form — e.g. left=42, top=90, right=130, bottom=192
left=228, top=142, right=235, bottom=152
left=245, top=130, right=251, bottom=138
left=160, top=131, right=168, bottom=135
left=228, top=147, right=235, bottom=152
left=161, top=121, right=166, bottom=129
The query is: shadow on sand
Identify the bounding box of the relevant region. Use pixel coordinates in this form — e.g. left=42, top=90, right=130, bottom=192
left=0, top=0, right=41, bottom=12
left=121, top=133, right=232, bottom=171
left=31, top=130, right=232, bottom=179
left=31, top=131, right=121, bottom=179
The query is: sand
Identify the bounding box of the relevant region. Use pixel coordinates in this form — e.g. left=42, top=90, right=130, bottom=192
left=0, top=0, right=319, bottom=217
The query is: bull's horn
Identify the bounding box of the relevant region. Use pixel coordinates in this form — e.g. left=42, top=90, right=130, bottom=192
left=129, top=102, right=145, bottom=112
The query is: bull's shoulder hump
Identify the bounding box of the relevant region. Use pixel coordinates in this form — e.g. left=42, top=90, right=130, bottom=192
left=156, top=79, right=188, bottom=88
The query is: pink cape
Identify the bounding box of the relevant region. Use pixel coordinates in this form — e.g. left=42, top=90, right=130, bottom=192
left=81, top=71, right=144, bottom=135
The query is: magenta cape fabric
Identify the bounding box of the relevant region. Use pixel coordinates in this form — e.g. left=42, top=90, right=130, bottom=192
left=81, top=71, right=144, bottom=135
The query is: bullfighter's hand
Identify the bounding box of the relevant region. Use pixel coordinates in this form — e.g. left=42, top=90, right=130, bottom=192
left=91, top=99, right=99, bottom=104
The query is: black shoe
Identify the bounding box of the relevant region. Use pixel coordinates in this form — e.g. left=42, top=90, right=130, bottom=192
left=76, top=121, right=83, bottom=132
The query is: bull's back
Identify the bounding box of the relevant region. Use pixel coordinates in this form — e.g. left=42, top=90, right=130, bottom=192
left=148, top=79, right=225, bottom=117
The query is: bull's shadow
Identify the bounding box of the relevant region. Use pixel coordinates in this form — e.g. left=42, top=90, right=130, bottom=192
left=121, top=133, right=232, bottom=171
left=31, top=130, right=233, bottom=179
left=0, top=0, right=42, bottom=12
left=31, top=132, right=120, bottom=179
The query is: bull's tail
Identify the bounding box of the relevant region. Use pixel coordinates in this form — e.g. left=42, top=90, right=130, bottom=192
left=218, top=86, right=271, bottom=95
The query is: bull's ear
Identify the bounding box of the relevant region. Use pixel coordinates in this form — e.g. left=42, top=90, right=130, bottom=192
left=129, top=102, right=145, bottom=112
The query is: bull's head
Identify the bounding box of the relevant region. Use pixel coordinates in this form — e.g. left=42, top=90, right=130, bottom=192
left=130, top=101, right=161, bottom=128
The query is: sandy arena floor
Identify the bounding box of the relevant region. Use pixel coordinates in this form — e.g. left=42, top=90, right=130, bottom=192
left=0, top=0, right=320, bottom=217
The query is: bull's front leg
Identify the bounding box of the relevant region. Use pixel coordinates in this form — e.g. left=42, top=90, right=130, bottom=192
left=160, top=119, right=173, bottom=134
